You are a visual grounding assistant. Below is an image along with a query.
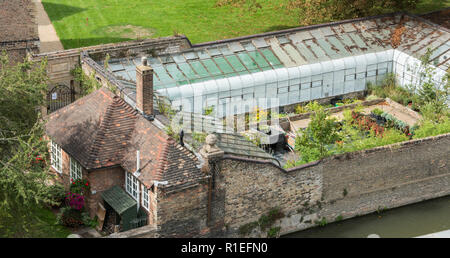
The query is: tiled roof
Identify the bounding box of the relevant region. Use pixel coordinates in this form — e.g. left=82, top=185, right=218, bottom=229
left=46, top=87, right=205, bottom=190
left=0, top=0, right=38, bottom=42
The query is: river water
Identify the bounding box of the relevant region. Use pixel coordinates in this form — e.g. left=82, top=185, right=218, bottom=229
left=283, top=195, right=450, bottom=238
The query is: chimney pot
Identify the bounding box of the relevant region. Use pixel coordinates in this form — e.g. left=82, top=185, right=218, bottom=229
left=141, top=56, right=148, bottom=66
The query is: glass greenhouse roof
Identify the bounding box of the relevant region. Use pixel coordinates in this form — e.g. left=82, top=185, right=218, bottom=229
left=96, top=13, right=450, bottom=103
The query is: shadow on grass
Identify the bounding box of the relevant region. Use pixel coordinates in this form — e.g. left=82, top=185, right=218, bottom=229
left=263, top=24, right=301, bottom=33
left=41, top=2, right=86, bottom=22
left=60, top=37, right=135, bottom=49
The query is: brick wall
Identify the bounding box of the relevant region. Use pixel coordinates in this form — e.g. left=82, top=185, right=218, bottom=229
left=86, top=166, right=125, bottom=217
left=156, top=184, right=210, bottom=237
left=210, top=133, right=450, bottom=237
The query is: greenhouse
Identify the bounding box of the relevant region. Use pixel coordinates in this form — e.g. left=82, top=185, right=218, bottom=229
left=97, top=13, right=449, bottom=116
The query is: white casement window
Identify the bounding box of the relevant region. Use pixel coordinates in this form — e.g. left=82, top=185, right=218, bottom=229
left=70, top=157, right=82, bottom=182
left=126, top=172, right=139, bottom=200
left=51, top=140, right=62, bottom=173
left=142, top=185, right=149, bottom=211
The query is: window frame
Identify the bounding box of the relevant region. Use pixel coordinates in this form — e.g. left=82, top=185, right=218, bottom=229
left=70, top=157, right=82, bottom=182
left=51, top=140, right=62, bottom=173
left=125, top=172, right=139, bottom=201
left=142, top=185, right=149, bottom=211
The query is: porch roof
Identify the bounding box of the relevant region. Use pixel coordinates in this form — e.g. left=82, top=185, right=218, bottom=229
left=101, top=186, right=136, bottom=215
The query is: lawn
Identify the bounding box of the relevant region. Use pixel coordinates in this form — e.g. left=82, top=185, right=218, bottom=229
left=42, top=0, right=450, bottom=50
left=0, top=207, right=71, bottom=238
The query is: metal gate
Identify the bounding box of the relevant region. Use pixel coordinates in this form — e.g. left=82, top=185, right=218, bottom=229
left=47, top=84, right=74, bottom=113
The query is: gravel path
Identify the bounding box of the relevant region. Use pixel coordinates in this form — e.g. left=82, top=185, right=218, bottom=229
left=34, top=0, right=64, bottom=53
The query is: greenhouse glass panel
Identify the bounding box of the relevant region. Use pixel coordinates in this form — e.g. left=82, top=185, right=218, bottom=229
left=248, top=51, right=271, bottom=70
left=293, top=42, right=317, bottom=61
left=260, top=48, right=282, bottom=67
left=237, top=52, right=260, bottom=71
left=334, top=82, right=344, bottom=95
left=172, top=54, right=186, bottom=63
left=225, top=55, right=246, bottom=72
left=289, top=91, right=299, bottom=103
left=354, top=55, right=367, bottom=73
left=321, top=60, right=334, bottom=73
left=179, top=84, right=194, bottom=98
left=191, top=82, right=206, bottom=96
left=279, top=93, right=289, bottom=106
left=202, top=59, right=222, bottom=76
left=165, top=63, right=187, bottom=82
left=189, top=61, right=210, bottom=78
left=166, top=87, right=181, bottom=99
left=228, top=76, right=243, bottom=90
left=178, top=63, right=198, bottom=80
left=311, top=87, right=322, bottom=99
left=203, top=80, right=218, bottom=94
left=213, top=57, right=235, bottom=74
left=300, top=88, right=311, bottom=102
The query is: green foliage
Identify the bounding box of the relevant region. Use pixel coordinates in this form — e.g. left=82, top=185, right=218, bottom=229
left=412, top=118, right=450, bottom=139
left=69, top=178, right=90, bottom=195
left=40, top=183, right=66, bottom=207
left=238, top=207, right=284, bottom=236
left=295, top=101, right=341, bottom=161
left=0, top=54, right=62, bottom=235
left=371, top=108, right=384, bottom=116
left=203, top=106, right=214, bottom=116
left=71, top=65, right=101, bottom=96
left=238, top=221, right=258, bottom=236
left=82, top=212, right=99, bottom=228
left=57, top=206, right=83, bottom=227
left=267, top=226, right=281, bottom=238
left=314, top=217, right=328, bottom=227
left=286, top=0, right=418, bottom=26
left=335, top=215, right=343, bottom=222
left=0, top=206, right=70, bottom=238
left=295, top=104, right=308, bottom=114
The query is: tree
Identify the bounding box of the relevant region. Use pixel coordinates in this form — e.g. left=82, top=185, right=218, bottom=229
left=295, top=102, right=341, bottom=162
left=286, top=0, right=419, bottom=25
left=0, top=52, right=56, bottom=235
left=215, top=0, right=419, bottom=26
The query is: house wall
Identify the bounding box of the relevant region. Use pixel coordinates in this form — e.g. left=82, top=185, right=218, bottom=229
left=211, top=133, right=450, bottom=237
left=156, top=184, right=210, bottom=237
left=86, top=167, right=125, bottom=217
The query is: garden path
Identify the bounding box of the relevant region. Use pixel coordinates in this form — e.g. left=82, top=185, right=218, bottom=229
left=34, top=0, right=64, bottom=53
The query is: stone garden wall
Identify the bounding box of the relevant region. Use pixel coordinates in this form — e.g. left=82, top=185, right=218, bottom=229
left=212, top=133, right=450, bottom=237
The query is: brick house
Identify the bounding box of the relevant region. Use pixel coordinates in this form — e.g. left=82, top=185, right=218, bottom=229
left=45, top=84, right=210, bottom=234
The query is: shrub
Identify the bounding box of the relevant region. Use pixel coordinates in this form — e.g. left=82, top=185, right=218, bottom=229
left=70, top=178, right=90, bottom=195
left=267, top=226, right=281, bottom=238
left=41, top=183, right=66, bottom=207
left=82, top=212, right=99, bottom=228
left=65, top=192, right=85, bottom=211
left=413, top=118, right=450, bottom=139
left=57, top=207, right=83, bottom=227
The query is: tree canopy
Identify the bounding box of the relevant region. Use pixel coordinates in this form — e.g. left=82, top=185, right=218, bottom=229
left=0, top=53, right=57, bottom=235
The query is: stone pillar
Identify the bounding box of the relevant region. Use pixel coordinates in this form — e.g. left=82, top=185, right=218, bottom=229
left=199, top=134, right=224, bottom=169
left=136, top=57, right=153, bottom=116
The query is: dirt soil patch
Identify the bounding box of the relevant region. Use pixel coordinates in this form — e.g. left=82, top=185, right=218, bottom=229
left=95, top=25, right=156, bottom=39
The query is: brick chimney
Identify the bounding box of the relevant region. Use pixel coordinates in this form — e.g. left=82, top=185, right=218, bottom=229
left=136, top=56, right=153, bottom=116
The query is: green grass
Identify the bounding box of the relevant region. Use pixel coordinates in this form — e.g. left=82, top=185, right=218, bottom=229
left=42, top=0, right=450, bottom=50
left=0, top=207, right=71, bottom=238
left=42, top=0, right=299, bottom=49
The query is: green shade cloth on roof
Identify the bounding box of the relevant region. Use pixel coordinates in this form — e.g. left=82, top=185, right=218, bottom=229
left=101, top=185, right=137, bottom=215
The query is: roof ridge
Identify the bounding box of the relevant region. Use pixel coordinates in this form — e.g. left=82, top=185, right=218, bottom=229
left=86, top=93, right=137, bottom=168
